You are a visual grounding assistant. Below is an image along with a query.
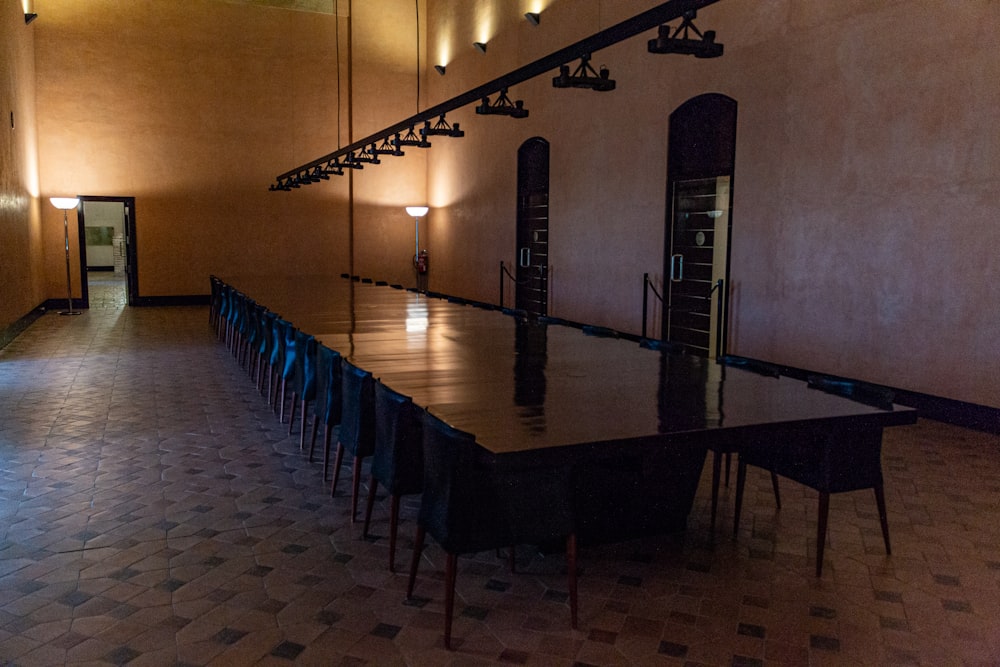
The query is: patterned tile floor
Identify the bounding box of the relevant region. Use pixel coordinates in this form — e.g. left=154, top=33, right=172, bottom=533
left=86, top=273, right=127, bottom=309
left=0, top=305, right=998, bottom=666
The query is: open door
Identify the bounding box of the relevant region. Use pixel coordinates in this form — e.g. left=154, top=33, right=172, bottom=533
left=515, top=138, right=550, bottom=316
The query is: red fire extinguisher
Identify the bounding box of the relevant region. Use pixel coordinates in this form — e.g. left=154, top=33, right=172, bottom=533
left=414, top=249, right=429, bottom=274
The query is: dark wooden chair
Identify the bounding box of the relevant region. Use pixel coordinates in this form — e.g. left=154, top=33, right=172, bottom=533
left=287, top=331, right=318, bottom=451
left=407, top=411, right=577, bottom=649
left=307, top=345, right=342, bottom=480
left=330, top=359, right=376, bottom=522
left=363, top=381, right=423, bottom=572
left=733, top=374, right=895, bottom=576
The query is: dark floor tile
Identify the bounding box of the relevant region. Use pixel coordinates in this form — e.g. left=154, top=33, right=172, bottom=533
left=270, top=640, right=305, bottom=660
left=214, top=627, right=248, bottom=645
left=370, top=622, right=401, bottom=639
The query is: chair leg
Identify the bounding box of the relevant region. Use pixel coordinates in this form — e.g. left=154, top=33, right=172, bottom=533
left=816, top=491, right=830, bottom=577
left=388, top=494, right=400, bottom=573
left=278, top=380, right=287, bottom=420
left=363, top=476, right=378, bottom=539
left=287, top=392, right=298, bottom=433
left=733, top=461, right=747, bottom=539
left=567, top=533, right=578, bottom=629
left=330, top=444, right=345, bottom=497
left=322, top=424, right=333, bottom=481
left=724, top=451, right=732, bottom=487
left=307, top=415, right=320, bottom=463
left=351, top=455, right=363, bottom=522
left=299, top=400, right=308, bottom=450
left=874, top=483, right=891, bottom=555
left=407, top=524, right=426, bottom=598
left=444, top=552, right=457, bottom=650
left=770, top=472, right=781, bottom=509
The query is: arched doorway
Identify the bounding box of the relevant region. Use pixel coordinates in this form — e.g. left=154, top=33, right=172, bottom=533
left=661, top=94, right=737, bottom=357
left=515, top=137, right=550, bottom=316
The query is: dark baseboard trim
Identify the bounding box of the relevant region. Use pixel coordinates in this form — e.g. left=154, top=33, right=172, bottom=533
left=752, top=358, right=999, bottom=435
left=0, top=303, right=48, bottom=350
left=132, top=295, right=210, bottom=307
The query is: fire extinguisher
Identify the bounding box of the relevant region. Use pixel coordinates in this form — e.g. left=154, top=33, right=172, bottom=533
left=414, top=249, right=429, bottom=274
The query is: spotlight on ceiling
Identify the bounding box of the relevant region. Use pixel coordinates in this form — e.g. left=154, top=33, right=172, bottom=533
left=475, top=88, right=528, bottom=119
left=323, top=159, right=345, bottom=176
left=552, top=53, right=616, bottom=92
left=434, top=64, right=446, bottom=76
left=341, top=152, right=364, bottom=169
left=647, top=10, right=723, bottom=58
left=473, top=41, right=487, bottom=54
left=423, top=114, right=465, bottom=138
left=524, top=12, right=540, bottom=26
left=310, top=166, right=330, bottom=181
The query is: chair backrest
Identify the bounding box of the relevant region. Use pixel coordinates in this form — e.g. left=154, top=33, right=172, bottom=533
left=293, top=330, right=317, bottom=399
left=314, top=345, right=342, bottom=425
left=721, top=355, right=781, bottom=378
left=372, top=380, right=423, bottom=496
left=339, top=359, right=376, bottom=457
left=807, top=375, right=895, bottom=410
left=270, top=318, right=289, bottom=366
left=418, top=412, right=511, bottom=554
left=258, top=311, right=276, bottom=356
left=281, top=323, right=297, bottom=381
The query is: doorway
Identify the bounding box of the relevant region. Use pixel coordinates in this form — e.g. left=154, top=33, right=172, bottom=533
left=77, top=196, right=138, bottom=308
left=515, top=137, right=550, bottom=316
left=662, top=94, right=736, bottom=357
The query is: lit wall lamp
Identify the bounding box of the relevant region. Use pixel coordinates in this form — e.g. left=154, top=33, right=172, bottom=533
left=473, top=41, right=487, bottom=54
left=405, top=206, right=429, bottom=280
left=434, top=64, right=446, bottom=76
left=525, top=12, right=540, bottom=26
left=475, top=88, right=529, bottom=118
left=552, top=53, right=616, bottom=92
left=50, top=197, right=82, bottom=316
left=647, top=10, right=723, bottom=58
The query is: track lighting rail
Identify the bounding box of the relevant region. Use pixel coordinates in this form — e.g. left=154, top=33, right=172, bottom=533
left=271, top=0, right=720, bottom=189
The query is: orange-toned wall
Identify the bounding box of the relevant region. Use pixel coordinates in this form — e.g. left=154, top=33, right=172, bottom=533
left=414, top=0, right=999, bottom=408
left=0, top=0, right=45, bottom=330
left=33, top=0, right=351, bottom=299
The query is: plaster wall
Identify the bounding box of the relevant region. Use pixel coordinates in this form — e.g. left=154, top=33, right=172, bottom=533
left=33, top=0, right=351, bottom=299
left=0, top=0, right=44, bottom=330
left=419, top=0, right=999, bottom=408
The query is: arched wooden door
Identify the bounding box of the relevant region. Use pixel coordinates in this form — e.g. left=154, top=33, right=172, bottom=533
left=516, top=137, right=550, bottom=315
left=662, top=94, right=737, bottom=357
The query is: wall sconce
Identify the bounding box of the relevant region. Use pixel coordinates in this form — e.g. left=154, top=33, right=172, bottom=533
left=25, top=13, right=38, bottom=24
left=552, top=54, right=616, bottom=92
left=473, top=42, right=487, bottom=54
left=434, top=64, right=446, bottom=76
left=50, top=197, right=82, bottom=316
left=648, top=10, right=723, bottom=58
left=525, top=12, right=540, bottom=26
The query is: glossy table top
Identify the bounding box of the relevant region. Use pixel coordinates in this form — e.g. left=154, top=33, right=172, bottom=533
left=223, top=275, right=917, bottom=455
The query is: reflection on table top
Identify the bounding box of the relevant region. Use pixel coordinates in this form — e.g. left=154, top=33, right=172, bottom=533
left=222, top=275, right=917, bottom=455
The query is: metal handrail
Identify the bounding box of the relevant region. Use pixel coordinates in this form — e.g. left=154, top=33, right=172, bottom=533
left=643, top=274, right=725, bottom=359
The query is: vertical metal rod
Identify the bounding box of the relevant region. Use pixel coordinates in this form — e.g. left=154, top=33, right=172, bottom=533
left=642, top=273, right=649, bottom=339
left=499, top=261, right=505, bottom=308
left=60, top=210, right=80, bottom=316
left=714, top=278, right=724, bottom=359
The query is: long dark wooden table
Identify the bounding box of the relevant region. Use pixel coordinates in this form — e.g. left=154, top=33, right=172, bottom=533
left=220, top=275, right=918, bottom=542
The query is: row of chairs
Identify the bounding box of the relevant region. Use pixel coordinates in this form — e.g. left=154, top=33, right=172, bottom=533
left=209, top=277, right=577, bottom=649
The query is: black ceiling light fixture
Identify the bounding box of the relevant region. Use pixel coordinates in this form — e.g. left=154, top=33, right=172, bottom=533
left=552, top=53, right=616, bottom=91
left=524, top=12, right=540, bottom=26
left=396, top=125, right=431, bottom=148
left=355, top=145, right=381, bottom=164
left=372, top=137, right=402, bottom=157
left=423, top=114, right=465, bottom=138
left=475, top=88, right=529, bottom=118
left=648, top=9, right=723, bottom=58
